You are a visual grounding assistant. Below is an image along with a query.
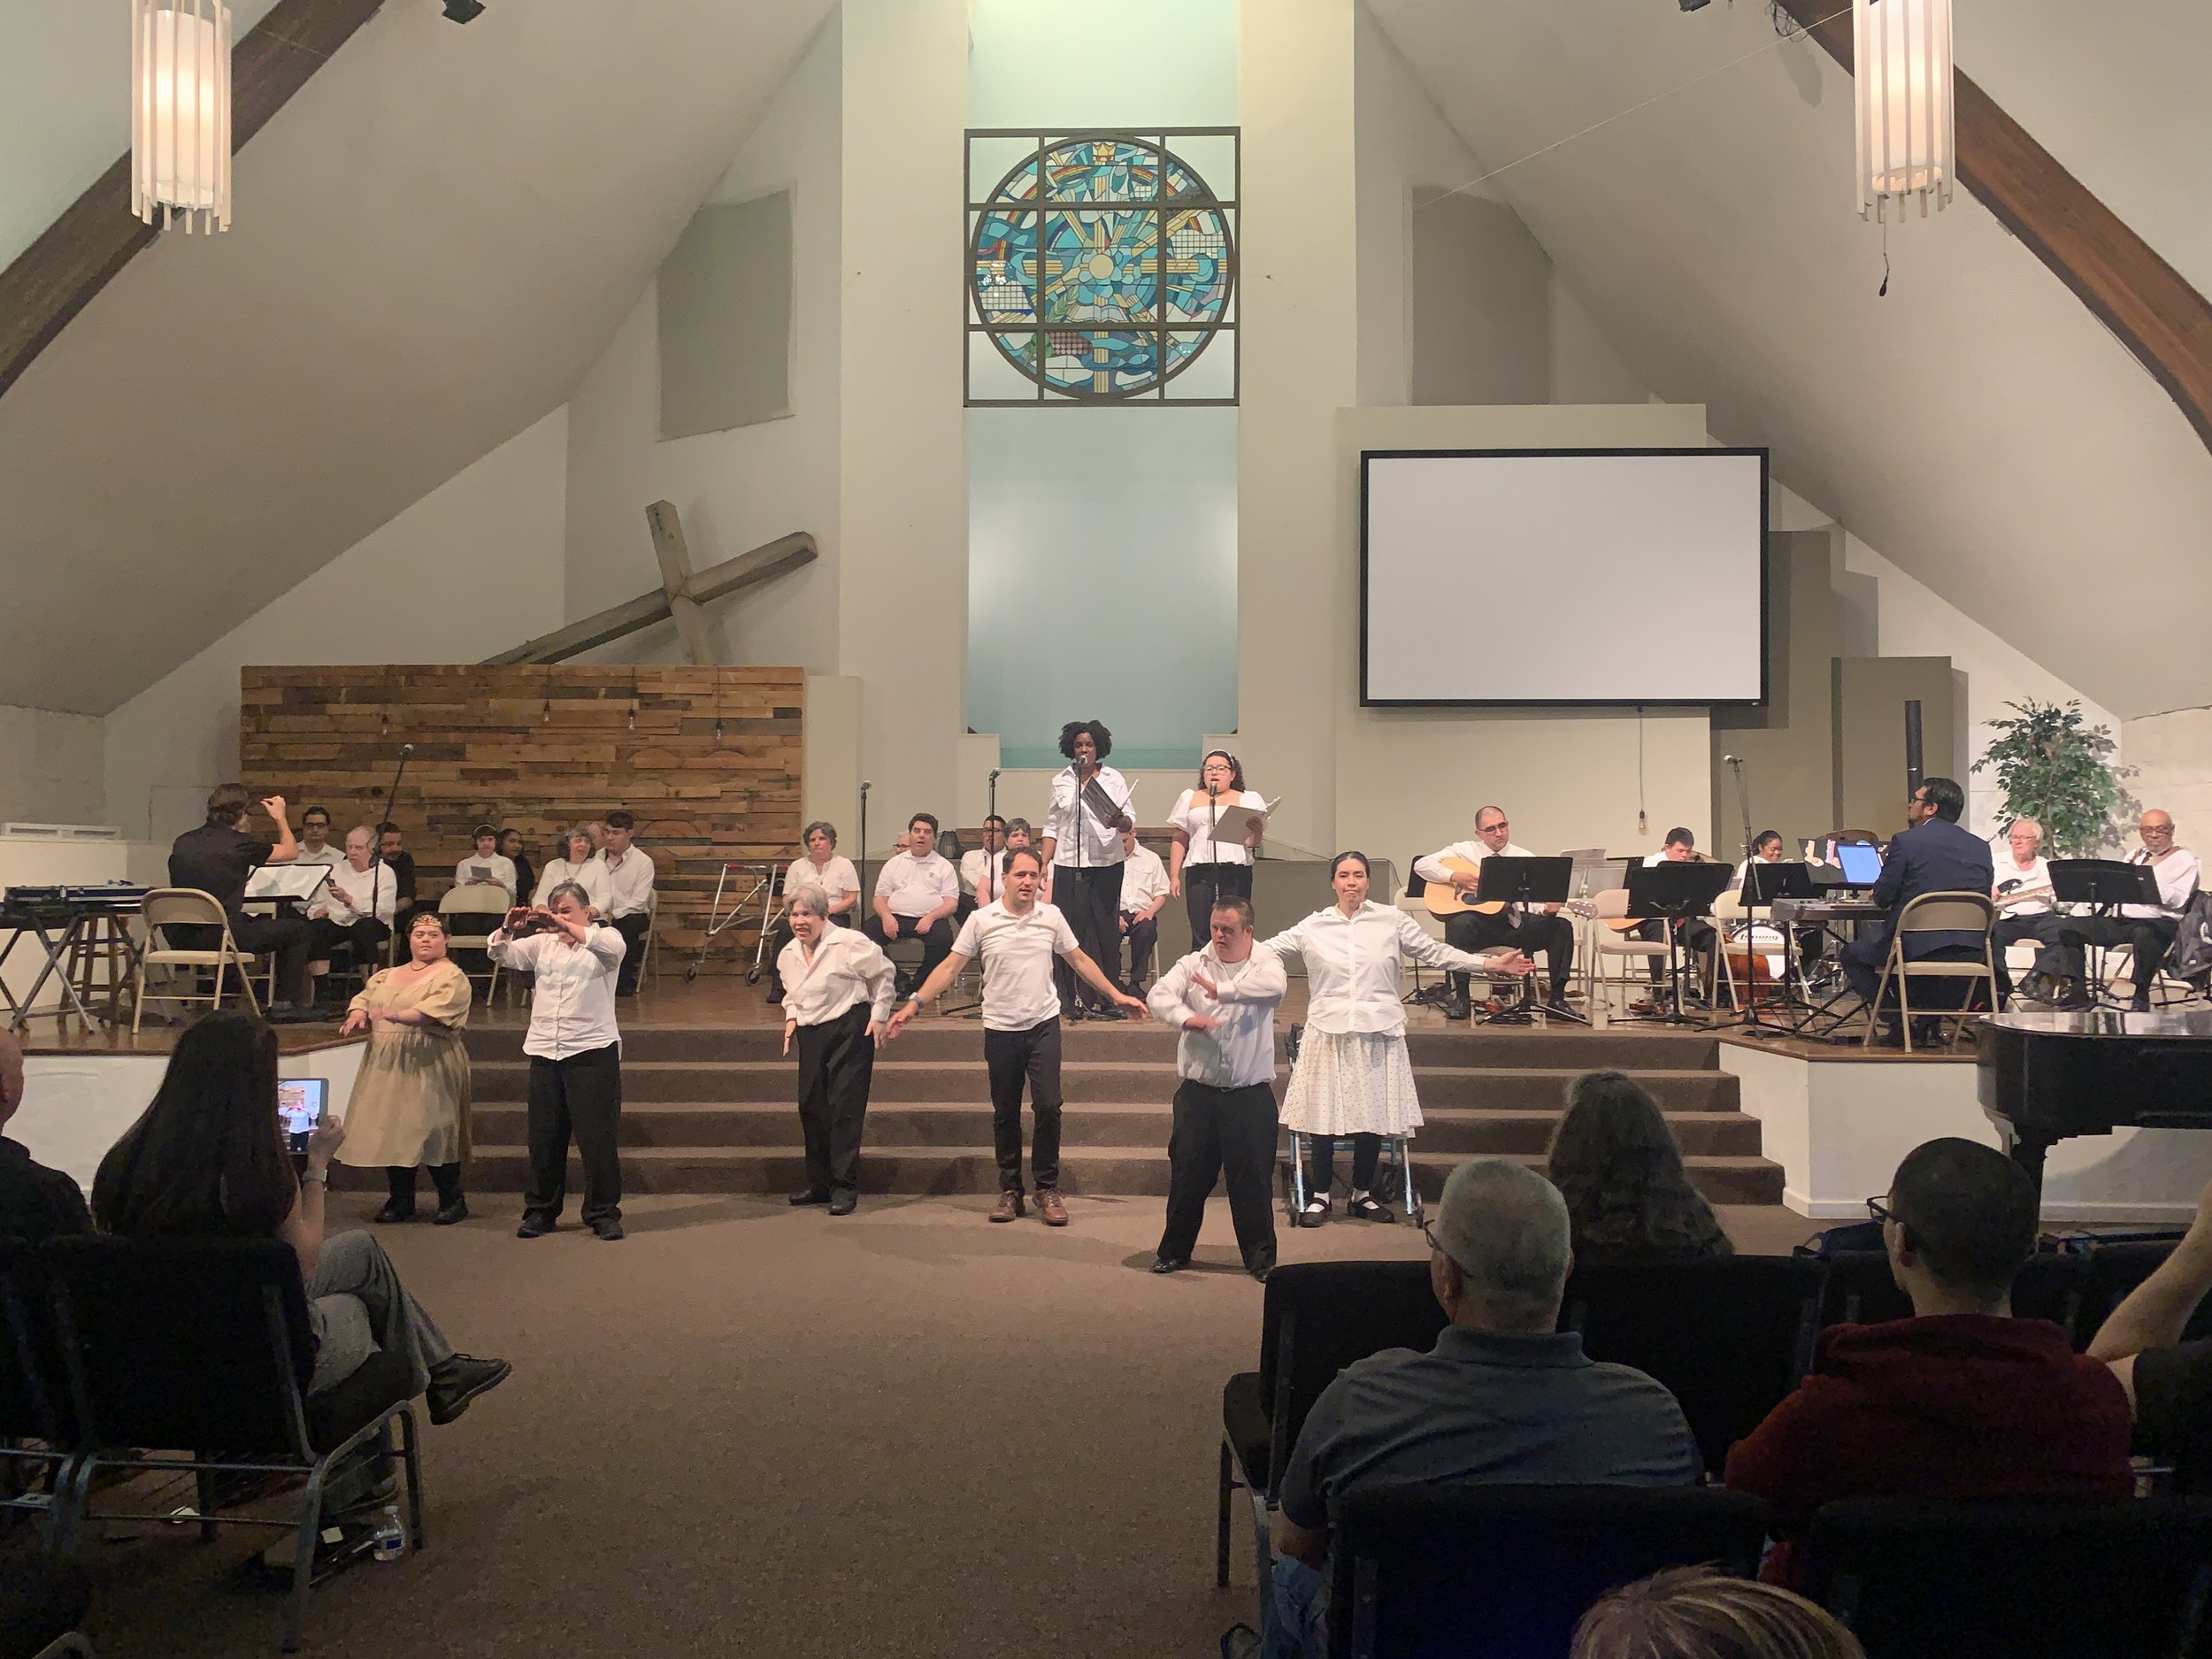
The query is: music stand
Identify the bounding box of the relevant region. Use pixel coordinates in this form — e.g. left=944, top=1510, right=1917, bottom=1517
left=2049, top=860, right=2163, bottom=1007
left=1471, top=857, right=1585, bottom=1025
left=1619, top=862, right=1734, bottom=1025
left=1735, top=862, right=1819, bottom=1036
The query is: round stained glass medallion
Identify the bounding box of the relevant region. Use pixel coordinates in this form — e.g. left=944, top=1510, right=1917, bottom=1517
left=970, top=136, right=1235, bottom=400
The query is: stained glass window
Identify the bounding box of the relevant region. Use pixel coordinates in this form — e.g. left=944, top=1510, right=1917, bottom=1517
left=967, top=128, right=1238, bottom=405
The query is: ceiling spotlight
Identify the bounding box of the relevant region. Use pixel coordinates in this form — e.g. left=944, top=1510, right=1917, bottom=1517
left=441, top=0, right=484, bottom=21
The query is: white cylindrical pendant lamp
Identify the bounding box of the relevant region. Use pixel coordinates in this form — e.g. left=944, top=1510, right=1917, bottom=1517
left=132, top=0, right=234, bottom=234
left=1853, top=0, right=1954, bottom=220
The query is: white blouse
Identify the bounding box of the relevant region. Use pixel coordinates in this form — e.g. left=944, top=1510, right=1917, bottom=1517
left=488, top=924, right=626, bottom=1059
left=534, top=856, right=612, bottom=912
left=1260, top=902, right=1496, bottom=1036
left=1171, top=787, right=1267, bottom=868
left=1043, top=764, right=1133, bottom=869
left=777, top=925, right=897, bottom=1029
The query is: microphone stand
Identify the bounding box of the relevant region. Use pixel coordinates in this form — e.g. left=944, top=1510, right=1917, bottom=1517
left=368, top=744, right=412, bottom=966
left=856, top=781, right=871, bottom=907
left=948, top=772, right=999, bottom=1020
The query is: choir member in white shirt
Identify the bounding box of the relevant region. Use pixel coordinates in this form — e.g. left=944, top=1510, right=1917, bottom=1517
left=1989, top=818, right=2055, bottom=1006
left=589, top=809, right=657, bottom=996
left=488, top=883, right=627, bottom=1240
left=306, top=826, right=401, bottom=979
left=497, top=828, right=535, bottom=919
left=1261, top=853, right=1531, bottom=1227
left=1041, top=719, right=1134, bottom=1018
left=2030, top=808, right=2202, bottom=1010
left=455, top=825, right=519, bottom=901
left=957, top=815, right=1010, bottom=923
left=1117, top=828, right=1171, bottom=993
left=777, top=885, right=898, bottom=1215
left=864, top=813, right=962, bottom=991
left=534, top=826, right=611, bottom=913
left=767, top=820, right=864, bottom=1003
left=883, top=846, right=1144, bottom=1226
left=1412, top=806, right=1576, bottom=1019
left=296, top=806, right=343, bottom=866
left=1168, top=749, right=1267, bottom=950
left=1147, top=895, right=1286, bottom=1279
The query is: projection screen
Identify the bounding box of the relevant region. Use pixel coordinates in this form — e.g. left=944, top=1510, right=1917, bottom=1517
left=1360, top=449, right=1767, bottom=706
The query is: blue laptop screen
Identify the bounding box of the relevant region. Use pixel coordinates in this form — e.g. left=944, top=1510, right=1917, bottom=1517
left=1836, top=842, right=1883, bottom=887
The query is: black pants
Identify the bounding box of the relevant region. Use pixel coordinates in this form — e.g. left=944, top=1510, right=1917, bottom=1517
left=1843, top=932, right=1983, bottom=1012
left=307, top=917, right=390, bottom=975
left=608, top=912, right=650, bottom=995
left=1157, top=1079, right=1279, bottom=1269
left=1182, top=863, right=1254, bottom=951
left=1120, top=913, right=1159, bottom=989
left=1307, top=1133, right=1381, bottom=1194
left=1053, top=863, right=1125, bottom=1009
left=1634, top=918, right=1718, bottom=985
left=985, top=1017, right=1062, bottom=1194
left=385, top=1163, right=463, bottom=1215
left=2032, top=914, right=2178, bottom=998
left=1990, top=913, right=2048, bottom=1002
left=178, top=913, right=314, bottom=1006
left=864, top=912, right=956, bottom=987
left=795, top=1003, right=874, bottom=1194
left=1444, top=910, right=1573, bottom=997
left=524, top=1041, right=622, bottom=1225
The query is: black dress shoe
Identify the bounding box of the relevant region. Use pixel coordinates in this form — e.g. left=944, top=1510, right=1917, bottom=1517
left=373, top=1201, right=415, bottom=1225
left=590, top=1217, right=626, bottom=1241
left=1150, top=1256, right=1187, bottom=1274
left=426, top=1355, right=511, bottom=1426
left=433, top=1198, right=468, bottom=1225
left=1441, top=988, right=1471, bottom=1021
left=515, top=1214, right=553, bottom=1239
left=1347, top=1194, right=1394, bottom=1223
left=1248, top=1263, right=1271, bottom=1284
left=827, top=1191, right=856, bottom=1216
left=789, top=1189, right=832, bottom=1207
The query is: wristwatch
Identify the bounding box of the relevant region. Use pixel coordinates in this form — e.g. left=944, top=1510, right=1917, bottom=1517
left=301, top=1167, right=328, bottom=1187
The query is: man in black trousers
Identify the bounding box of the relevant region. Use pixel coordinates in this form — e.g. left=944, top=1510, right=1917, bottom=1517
left=1147, top=896, right=1286, bottom=1281
left=1841, top=775, right=1995, bottom=1041
left=167, top=784, right=316, bottom=1015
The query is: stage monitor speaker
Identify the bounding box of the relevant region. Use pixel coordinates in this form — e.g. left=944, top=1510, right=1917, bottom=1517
left=1904, top=699, right=1924, bottom=794
left=657, top=189, right=794, bottom=441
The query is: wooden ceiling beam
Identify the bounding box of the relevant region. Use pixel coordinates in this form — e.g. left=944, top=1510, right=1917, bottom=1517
left=0, top=0, right=386, bottom=402
left=1773, top=0, right=2212, bottom=453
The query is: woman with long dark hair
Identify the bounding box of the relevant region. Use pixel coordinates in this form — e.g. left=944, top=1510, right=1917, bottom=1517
left=1544, top=1070, right=1732, bottom=1265
left=92, top=1012, right=509, bottom=1420
left=1169, top=749, right=1268, bottom=949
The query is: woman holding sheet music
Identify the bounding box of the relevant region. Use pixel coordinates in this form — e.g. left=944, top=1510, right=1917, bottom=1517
left=1168, top=749, right=1269, bottom=949
left=1040, top=719, right=1133, bottom=1019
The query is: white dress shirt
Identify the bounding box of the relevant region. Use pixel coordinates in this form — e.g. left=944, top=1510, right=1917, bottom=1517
left=959, top=847, right=1004, bottom=901
left=1044, top=764, right=1133, bottom=869
left=789, top=853, right=861, bottom=913
left=488, top=924, right=626, bottom=1059
left=312, top=860, right=398, bottom=927
left=1992, top=854, right=2054, bottom=917
left=534, top=856, right=611, bottom=912
left=1260, top=902, right=1496, bottom=1036
left=456, top=853, right=518, bottom=896
left=776, top=926, right=898, bottom=1028
left=1119, top=844, right=1171, bottom=917
left=875, top=850, right=959, bottom=919
left=2124, top=847, right=2201, bottom=920
left=1170, top=787, right=1266, bottom=868
left=592, top=847, right=656, bottom=919
left=949, top=900, right=1080, bottom=1031
left=1413, top=838, right=1546, bottom=918
left=1148, top=943, right=1287, bottom=1089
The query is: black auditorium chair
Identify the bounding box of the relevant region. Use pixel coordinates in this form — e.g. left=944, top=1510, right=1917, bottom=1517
left=1817, top=1248, right=2093, bottom=1344
left=2082, top=1239, right=2212, bottom=1347
left=0, top=1238, right=83, bottom=1552
left=1559, top=1256, right=1824, bottom=1477
left=0, top=1558, right=94, bottom=1659
left=1801, top=1495, right=2212, bottom=1659
left=1217, top=1261, right=1444, bottom=1586
left=1329, top=1483, right=1770, bottom=1659
left=45, top=1236, right=425, bottom=1654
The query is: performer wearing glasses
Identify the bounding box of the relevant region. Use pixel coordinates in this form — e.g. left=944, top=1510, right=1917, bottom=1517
left=1168, top=749, right=1268, bottom=951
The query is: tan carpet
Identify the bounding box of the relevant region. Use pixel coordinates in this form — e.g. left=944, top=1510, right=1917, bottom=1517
left=64, top=1193, right=1820, bottom=1658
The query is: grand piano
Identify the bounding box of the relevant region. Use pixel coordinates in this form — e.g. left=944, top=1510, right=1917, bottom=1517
left=1980, top=1009, right=2212, bottom=1193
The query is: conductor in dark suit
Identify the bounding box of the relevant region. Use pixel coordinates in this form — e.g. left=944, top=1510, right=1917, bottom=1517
left=1841, top=777, right=1996, bottom=1023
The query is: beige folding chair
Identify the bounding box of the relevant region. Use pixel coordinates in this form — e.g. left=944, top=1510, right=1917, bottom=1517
left=439, top=887, right=510, bottom=1002
left=132, top=889, right=273, bottom=1034
left=1863, top=891, right=1998, bottom=1052
left=1586, top=888, right=1667, bottom=1016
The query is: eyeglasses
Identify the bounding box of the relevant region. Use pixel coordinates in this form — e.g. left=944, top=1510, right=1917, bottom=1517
left=1864, top=1195, right=1897, bottom=1225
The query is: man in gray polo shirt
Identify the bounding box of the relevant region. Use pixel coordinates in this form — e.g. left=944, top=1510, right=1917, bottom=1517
left=1262, top=1158, right=1701, bottom=1659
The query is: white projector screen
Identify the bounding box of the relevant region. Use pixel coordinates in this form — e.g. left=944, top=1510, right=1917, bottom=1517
left=1361, top=449, right=1767, bottom=705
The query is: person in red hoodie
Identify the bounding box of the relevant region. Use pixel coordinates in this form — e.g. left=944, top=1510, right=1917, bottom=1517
left=1725, top=1137, right=2132, bottom=1586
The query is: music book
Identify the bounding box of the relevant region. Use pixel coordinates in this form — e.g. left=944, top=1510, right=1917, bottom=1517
left=1206, top=795, right=1280, bottom=846
left=1079, top=774, right=1136, bottom=831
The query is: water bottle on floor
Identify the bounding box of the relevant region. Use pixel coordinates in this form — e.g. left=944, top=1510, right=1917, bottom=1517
left=371, top=1506, right=406, bottom=1562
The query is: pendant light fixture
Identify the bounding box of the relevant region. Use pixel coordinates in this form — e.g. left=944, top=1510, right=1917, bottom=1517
left=132, top=0, right=234, bottom=234
left=1853, top=0, right=1954, bottom=220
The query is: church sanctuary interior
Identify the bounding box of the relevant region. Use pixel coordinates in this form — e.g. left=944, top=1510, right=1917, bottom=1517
left=6, top=0, right=2212, bottom=1654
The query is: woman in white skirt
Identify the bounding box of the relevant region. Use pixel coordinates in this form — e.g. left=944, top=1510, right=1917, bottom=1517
left=1260, top=850, right=1532, bottom=1226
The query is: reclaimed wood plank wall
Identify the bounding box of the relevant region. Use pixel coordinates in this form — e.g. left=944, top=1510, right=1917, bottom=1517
left=241, top=666, right=803, bottom=969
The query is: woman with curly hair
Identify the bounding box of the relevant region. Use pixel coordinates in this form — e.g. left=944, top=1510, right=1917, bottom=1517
left=1039, top=718, right=1134, bottom=1019
left=1545, top=1070, right=1732, bottom=1265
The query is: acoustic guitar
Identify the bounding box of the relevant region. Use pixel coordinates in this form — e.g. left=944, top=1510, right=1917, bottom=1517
left=1419, top=856, right=1618, bottom=928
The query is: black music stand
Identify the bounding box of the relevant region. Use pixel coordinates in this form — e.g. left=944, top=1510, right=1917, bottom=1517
left=2049, top=860, right=2163, bottom=1007
left=1619, top=862, right=1734, bottom=1025
left=1471, top=856, right=1585, bottom=1025
left=1733, top=861, right=1819, bottom=1037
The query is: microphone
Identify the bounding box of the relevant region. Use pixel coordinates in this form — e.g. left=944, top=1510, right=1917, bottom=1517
left=1723, top=754, right=1742, bottom=765
left=400, top=742, right=415, bottom=757
left=860, top=780, right=872, bottom=795
left=987, top=769, right=1001, bottom=782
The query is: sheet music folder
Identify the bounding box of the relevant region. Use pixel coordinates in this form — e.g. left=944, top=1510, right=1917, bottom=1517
left=245, top=864, right=331, bottom=903
left=1741, top=862, right=1818, bottom=906
left=1079, top=774, right=1134, bottom=832
left=1203, top=795, right=1280, bottom=847
left=1473, top=856, right=1573, bottom=908
left=1623, top=860, right=1733, bottom=922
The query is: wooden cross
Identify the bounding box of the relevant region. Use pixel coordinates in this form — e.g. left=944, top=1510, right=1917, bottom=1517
left=484, top=502, right=817, bottom=666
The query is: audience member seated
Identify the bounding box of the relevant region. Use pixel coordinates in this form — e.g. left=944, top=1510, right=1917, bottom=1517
left=294, top=806, right=343, bottom=867
left=0, top=1031, right=90, bottom=1239
left=1545, top=1070, right=1732, bottom=1266
left=864, top=813, right=960, bottom=995
left=377, top=822, right=419, bottom=913
left=769, top=820, right=862, bottom=1004
left=167, top=784, right=315, bottom=1015
left=1263, top=1158, right=1702, bottom=1659
left=957, top=815, right=1009, bottom=922
left=1725, top=1138, right=2131, bottom=1586
left=89, top=1011, right=511, bottom=1421
left=534, top=826, right=610, bottom=913
left=305, top=826, right=400, bottom=990
left=2088, top=1171, right=2212, bottom=1492
left=590, top=808, right=656, bottom=997
left=497, top=828, right=535, bottom=917
left=1571, top=1566, right=1865, bottom=1659
left=1117, top=827, right=1171, bottom=993
left=454, top=824, right=518, bottom=901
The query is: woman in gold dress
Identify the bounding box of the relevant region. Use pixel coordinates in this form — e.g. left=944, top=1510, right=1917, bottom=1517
left=338, top=910, right=475, bottom=1225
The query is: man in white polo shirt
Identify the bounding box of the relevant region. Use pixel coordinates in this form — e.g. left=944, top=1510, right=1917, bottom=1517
left=1117, top=826, right=1172, bottom=994
left=865, top=812, right=963, bottom=994
left=885, top=845, right=1144, bottom=1226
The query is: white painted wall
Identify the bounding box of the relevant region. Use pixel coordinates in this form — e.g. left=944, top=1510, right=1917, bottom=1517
left=2123, top=708, right=2212, bottom=843
left=563, top=13, right=842, bottom=676
left=102, top=409, right=569, bottom=845
left=0, top=705, right=105, bottom=825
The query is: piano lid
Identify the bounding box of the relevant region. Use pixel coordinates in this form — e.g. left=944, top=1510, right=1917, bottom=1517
left=1985, top=1009, right=2212, bottom=1042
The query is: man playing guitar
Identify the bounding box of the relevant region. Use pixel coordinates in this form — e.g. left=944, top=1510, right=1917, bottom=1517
left=1989, top=817, right=2054, bottom=1007
left=1413, top=806, right=1576, bottom=1019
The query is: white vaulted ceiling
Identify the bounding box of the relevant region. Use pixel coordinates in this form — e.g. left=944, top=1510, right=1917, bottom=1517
left=0, top=0, right=830, bottom=714
left=1368, top=0, right=2212, bottom=720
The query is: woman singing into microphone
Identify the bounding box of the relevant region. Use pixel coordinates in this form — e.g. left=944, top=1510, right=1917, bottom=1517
left=1040, top=719, right=1133, bottom=1020
left=1169, top=749, right=1266, bottom=950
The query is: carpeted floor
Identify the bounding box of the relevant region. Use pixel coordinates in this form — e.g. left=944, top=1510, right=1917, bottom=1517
left=58, top=1192, right=1820, bottom=1658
